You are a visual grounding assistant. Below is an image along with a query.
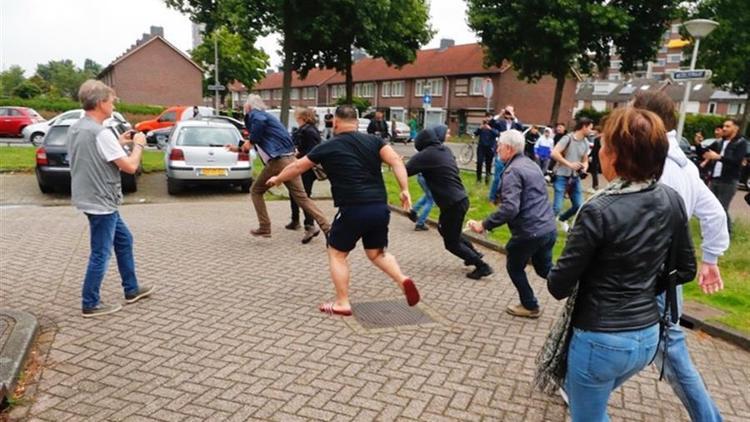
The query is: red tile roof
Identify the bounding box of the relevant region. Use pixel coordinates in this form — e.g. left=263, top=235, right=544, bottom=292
left=253, top=43, right=506, bottom=90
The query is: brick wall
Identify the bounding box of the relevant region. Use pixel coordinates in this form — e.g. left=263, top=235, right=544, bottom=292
left=108, top=39, right=203, bottom=106
left=495, top=69, right=577, bottom=126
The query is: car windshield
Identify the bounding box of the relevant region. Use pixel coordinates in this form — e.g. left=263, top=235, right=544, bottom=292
left=44, top=126, right=70, bottom=146
left=176, top=127, right=239, bottom=147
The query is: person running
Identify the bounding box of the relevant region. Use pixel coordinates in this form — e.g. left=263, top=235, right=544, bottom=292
left=266, top=105, right=420, bottom=316
left=409, top=173, right=434, bottom=231
left=286, top=107, right=324, bottom=243
left=550, top=117, right=592, bottom=232
left=467, top=130, right=557, bottom=315
left=407, top=125, right=493, bottom=279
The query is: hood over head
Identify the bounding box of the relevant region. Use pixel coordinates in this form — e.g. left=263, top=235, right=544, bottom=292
left=414, top=127, right=439, bottom=151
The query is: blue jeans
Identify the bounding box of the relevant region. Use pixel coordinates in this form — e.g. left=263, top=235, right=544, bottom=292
left=488, top=157, right=505, bottom=201
left=413, top=174, right=434, bottom=226
left=504, top=230, right=556, bottom=310
left=82, top=212, right=139, bottom=309
left=553, top=175, right=583, bottom=221
left=566, top=325, right=659, bottom=422
left=655, top=287, right=723, bottom=421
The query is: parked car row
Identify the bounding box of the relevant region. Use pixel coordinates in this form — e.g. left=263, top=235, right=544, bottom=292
left=23, top=109, right=131, bottom=145
left=0, top=106, right=45, bottom=137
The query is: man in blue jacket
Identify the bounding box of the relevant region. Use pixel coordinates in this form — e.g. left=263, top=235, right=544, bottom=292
left=227, top=95, right=330, bottom=238
left=474, top=117, right=499, bottom=184
left=467, top=129, right=557, bottom=318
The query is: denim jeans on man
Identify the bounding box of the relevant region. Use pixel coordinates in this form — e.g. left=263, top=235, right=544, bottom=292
left=82, top=212, right=139, bottom=310
left=655, top=286, right=723, bottom=421
left=413, top=174, right=435, bottom=226
left=565, top=324, right=659, bottom=421
left=504, top=230, right=556, bottom=310
left=488, top=157, right=505, bottom=201
left=553, top=175, right=583, bottom=221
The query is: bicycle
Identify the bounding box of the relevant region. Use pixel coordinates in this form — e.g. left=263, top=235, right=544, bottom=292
left=458, top=137, right=476, bottom=165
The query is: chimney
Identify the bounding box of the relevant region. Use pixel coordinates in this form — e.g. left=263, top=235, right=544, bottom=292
left=150, top=26, right=164, bottom=38
left=439, top=39, right=455, bottom=51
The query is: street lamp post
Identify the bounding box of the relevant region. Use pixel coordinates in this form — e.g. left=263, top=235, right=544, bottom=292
left=675, top=19, right=719, bottom=142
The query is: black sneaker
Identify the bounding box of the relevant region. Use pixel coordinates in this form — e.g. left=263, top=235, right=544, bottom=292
left=301, top=227, right=320, bottom=244
left=82, top=303, right=122, bottom=318
left=414, top=224, right=429, bottom=231
left=408, top=210, right=418, bottom=222
left=285, top=221, right=301, bottom=230
left=466, top=264, right=493, bottom=279
left=125, top=285, right=155, bottom=304
left=463, top=252, right=485, bottom=266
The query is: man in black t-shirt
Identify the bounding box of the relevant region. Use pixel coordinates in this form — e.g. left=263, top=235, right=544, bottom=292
left=267, top=105, right=420, bottom=316
left=323, top=109, right=334, bottom=140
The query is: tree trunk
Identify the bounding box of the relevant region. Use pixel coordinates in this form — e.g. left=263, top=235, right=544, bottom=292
left=741, top=95, right=750, bottom=137
left=345, top=52, right=353, bottom=104
left=549, top=74, right=566, bottom=127
left=279, top=0, right=292, bottom=127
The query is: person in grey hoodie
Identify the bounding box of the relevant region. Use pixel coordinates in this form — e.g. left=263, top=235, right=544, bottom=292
left=406, top=125, right=493, bottom=279
left=467, top=129, right=557, bottom=318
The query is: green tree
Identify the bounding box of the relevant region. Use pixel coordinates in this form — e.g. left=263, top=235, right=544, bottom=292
left=191, top=27, right=269, bottom=104
left=292, top=0, right=433, bottom=103
left=83, top=59, right=103, bottom=78
left=0, top=65, right=26, bottom=97
left=35, top=60, right=87, bottom=99
left=335, top=95, right=370, bottom=115
left=467, top=0, right=678, bottom=125
left=688, top=0, right=750, bottom=133
left=12, top=81, right=42, bottom=99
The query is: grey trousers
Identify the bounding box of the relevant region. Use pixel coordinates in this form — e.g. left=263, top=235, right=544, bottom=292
left=710, top=180, right=737, bottom=234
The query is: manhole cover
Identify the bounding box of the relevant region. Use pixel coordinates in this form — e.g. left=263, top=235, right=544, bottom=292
left=352, top=299, right=434, bottom=329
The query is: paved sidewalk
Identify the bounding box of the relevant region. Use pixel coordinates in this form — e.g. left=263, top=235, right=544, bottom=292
left=1, top=201, right=749, bottom=421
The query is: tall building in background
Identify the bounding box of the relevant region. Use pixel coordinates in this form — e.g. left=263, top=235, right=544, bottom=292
left=191, top=22, right=205, bottom=50
left=607, top=21, right=689, bottom=81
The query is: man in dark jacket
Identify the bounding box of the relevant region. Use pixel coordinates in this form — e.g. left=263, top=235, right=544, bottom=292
left=703, top=118, right=748, bottom=234
left=407, top=125, right=493, bottom=279
left=473, top=118, right=499, bottom=184
left=367, top=111, right=390, bottom=141
left=467, top=129, right=557, bottom=318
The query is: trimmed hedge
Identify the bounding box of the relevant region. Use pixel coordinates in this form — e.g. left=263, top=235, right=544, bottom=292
left=0, top=97, right=165, bottom=115
left=684, top=114, right=727, bottom=140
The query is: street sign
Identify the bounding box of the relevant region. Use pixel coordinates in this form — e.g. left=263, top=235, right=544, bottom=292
left=482, top=78, right=494, bottom=98
left=208, top=84, right=226, bottom=91
left=669, top=69, right=712, bottom=82
left=422, top=94, right=432, bottom=108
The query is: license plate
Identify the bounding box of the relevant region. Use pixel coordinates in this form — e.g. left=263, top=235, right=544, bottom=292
left=200, top=168, right=226, bottom=176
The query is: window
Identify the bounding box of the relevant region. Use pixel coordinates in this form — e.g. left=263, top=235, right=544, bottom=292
left=671, top=23, right=680, bottom=34
left=354, top=82, right=374, bottom=98
left=382, top=81, right=391, bottom=97
left=303, top=87, right=316, bottom=100
left=659, top=46, right=668, bottom=54
left=429, top=78, right=443, bottom=97
left=415, top=79, right=442, bottom=96
left=415, top=79, right=424, bottom=96
left=728, top=103, right=745, bottom=115
left=260, top=90, right=271, bottom=100
left=273, top=89, right=281, bottom=100
left=158, top=111, right=177, bottom=123
left=667, top=53, right=682, bottom=63
left=391, top=81, right=404, bottom=97
left=686, top=101, right=700, bottom=113
left=610, top=60, right=622, bottom=70
left=455, top=78, right=468, bottom=96
left=708, top=102, right=717, bottom=114
left=655, top=58, right=666, bottom=67
left=331, top=84, right=345, bottom=99
left=470, top=77, right=484, bottom=95
left=592, top=100, right=607, bottom=112
left=290, top=88, right=299, bottom=100
left=608, top=73, right=621, bottom=81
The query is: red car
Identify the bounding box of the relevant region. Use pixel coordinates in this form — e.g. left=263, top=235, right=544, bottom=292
left=0, top=106, right=45, bottom=137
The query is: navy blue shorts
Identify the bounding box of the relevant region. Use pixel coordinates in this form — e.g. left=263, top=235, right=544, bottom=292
left=328, top=202, right=390, bottom=252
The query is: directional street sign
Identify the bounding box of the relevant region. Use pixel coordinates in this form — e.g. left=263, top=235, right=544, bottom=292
left=422, top=94, right=431, bottom=108
left=482, top=78, right=494, bottom=99
left=669, top=69, right=712, bottom=82
left=208, top=84, right=226, bottom=91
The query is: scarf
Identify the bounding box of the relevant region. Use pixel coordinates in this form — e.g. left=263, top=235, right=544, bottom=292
left=533, top=177, right=657, bottom=395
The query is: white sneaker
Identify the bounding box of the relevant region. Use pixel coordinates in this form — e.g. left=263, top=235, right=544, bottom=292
left=559, top=387, right=569, bottom=406
left=557, top=218, right=570, bottom=233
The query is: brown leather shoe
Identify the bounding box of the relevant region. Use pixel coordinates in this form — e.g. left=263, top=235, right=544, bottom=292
left=505, top=304, right=541, bottom=319
left=301, top=227, right=320, bottom=244
left=250, top=228, right=271, bottom=237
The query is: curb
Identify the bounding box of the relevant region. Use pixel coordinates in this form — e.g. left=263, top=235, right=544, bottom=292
left=0, top=309, right=38, bottom=407
left=389, top=205, right=750, bottom=351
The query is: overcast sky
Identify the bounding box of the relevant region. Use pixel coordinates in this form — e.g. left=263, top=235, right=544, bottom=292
left=1, top=0, right=478, bottom=76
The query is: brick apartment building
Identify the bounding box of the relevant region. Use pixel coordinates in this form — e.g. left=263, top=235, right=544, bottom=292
left=250, top=41, right=578, bottom=135
left=99, top=27, right=204, bottom=107
left=607, top=21, right=690, bottom=81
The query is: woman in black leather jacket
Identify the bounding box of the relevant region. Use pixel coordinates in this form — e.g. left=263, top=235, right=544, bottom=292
left=287, top=108, right=323, bottom=244
left=547, top=107, right=696, bottom=421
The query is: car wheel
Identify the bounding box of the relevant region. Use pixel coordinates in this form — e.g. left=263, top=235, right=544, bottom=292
left=167, top=177, right=182, bottom=195
left=36, top=169, right=52, bottom=194
left=240, top=180, right=251, bottom=193
left=30, top=132, right=45, bottom=146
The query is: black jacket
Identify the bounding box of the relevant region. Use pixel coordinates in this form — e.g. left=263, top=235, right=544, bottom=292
left=292, top=123, right=321, bottom=158
left=367, top=119, right=389, bottom=139
left=547, top=183, right=696, bottom=332
left=406, top=128, right=467, bottom=208
left=708, top=136, right=748, bottom=182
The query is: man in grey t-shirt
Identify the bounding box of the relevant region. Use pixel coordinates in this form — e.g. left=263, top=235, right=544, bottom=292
left=69, top=80, right=153, bottom=318
left=550, top=117, right=592, bottom=232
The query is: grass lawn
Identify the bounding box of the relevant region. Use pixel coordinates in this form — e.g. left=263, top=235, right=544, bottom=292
left=0, top=147, right=166, bottom=173
left=383, top=167, right=749, bottom=333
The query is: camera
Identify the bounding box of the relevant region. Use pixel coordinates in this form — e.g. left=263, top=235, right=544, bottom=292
left=126, top=130, right=141, bottom=140
left=577, top=169, right=588, bottom=179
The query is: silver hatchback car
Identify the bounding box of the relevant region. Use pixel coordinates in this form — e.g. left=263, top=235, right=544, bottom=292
left=164, top=120, right=253, bottom=194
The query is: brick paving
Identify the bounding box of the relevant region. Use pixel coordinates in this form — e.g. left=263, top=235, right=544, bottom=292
left=1, top=200, right=749, bottom=421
